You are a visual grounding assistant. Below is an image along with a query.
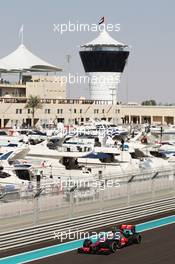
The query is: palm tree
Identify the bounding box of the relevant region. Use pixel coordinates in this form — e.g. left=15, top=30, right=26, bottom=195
left=25, top=95, right=42, bottom=128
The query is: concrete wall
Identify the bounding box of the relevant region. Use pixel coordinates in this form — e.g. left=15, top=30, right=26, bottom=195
left=26, top=80, right=66, bottom=99
left=1, top=99, right=175, bottom=128
left=121, top=105, right=175, bottom=125
left=0, top=98, right=120, bottom=128
left=0, top=76, right=66, bottom=100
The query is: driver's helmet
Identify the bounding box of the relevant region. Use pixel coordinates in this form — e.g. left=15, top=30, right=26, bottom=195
left=124, top=229, right=133, bottom=235
left=98, top=233, right=106, bottom=242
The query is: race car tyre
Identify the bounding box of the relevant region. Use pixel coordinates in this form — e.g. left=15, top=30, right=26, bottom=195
left=91, top=246, right=97, bottom=254
left=108, top=241, right=117, bottom=253
left=83, top=239, right=92, bottom=247
left=134, top=235, right=142, bottom=244
left=116, top=241, right=122, bottom=249
left=77, top=248, right=83, bottom=253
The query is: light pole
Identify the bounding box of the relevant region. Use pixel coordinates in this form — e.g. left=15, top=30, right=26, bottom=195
left=66, top=54, right=71, bottom=99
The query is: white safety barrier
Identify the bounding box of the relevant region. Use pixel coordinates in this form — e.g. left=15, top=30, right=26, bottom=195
left=0, top=196, right=175, bottom=250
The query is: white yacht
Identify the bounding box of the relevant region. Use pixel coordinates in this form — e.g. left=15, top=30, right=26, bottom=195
left=0, top=130, right=24, bottom=146
left=72, top=119, right=128, bottom=137
left=150, top=125, right=175, bottom=135
left=0, top=144, right=30, bottom=160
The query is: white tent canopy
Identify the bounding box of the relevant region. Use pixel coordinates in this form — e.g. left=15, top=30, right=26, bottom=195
left=0, top=44, right=61, bottom=73
left=81, top=28, right=128, bottom=48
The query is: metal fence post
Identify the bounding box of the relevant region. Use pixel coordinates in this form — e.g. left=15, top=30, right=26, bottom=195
left=127, top=175, right=135, bottom=206
left=19, top=188, right=22, bottom=216
left=174, top=172, right=175, bottom=197
left=33, top=196, right=39, bottom=226
left=69, top=191, right=74, bottom=218
left=99, top=189, right=103, bottom=212
left=33, top=173, right=43, bottom=226
left=69, top=185, right=77, bottom=218
left=127, top=182, right=130, bottom=206
left=98, top=170, right=103, bottom=211
left=151, top=178, right=154, bottom=201
left=151, top=172, right=159, bottom=202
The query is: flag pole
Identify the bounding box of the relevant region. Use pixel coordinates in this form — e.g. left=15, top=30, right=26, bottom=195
left=21, top=25, right=24, bottom=45
left=21, top=29, right=23, bottom=45
left=19, top=25, right=24, bottom=45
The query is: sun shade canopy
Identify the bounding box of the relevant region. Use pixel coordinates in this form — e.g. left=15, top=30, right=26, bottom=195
left=0, top=44, right=62, bottom=73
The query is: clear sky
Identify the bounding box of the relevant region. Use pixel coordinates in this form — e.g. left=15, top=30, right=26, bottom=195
left=0, top=0, right=174, bottom=103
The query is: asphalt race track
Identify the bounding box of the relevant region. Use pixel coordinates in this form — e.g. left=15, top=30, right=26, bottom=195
left=28, top=223, right=175, bottom=264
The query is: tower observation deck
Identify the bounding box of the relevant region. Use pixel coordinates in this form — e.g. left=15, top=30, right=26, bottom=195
left=79, top=29, right=129, bottom=104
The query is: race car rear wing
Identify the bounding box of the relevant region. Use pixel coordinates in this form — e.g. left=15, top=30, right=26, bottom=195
left=120, top=224, right=136, bottom=233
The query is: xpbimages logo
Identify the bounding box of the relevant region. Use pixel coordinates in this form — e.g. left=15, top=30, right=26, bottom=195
left=53, top=230, right=116, bottom=242
left=53, top=17, right=120, bottom=35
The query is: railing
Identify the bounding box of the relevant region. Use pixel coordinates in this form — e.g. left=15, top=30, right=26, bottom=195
left=121, top=104, right=175, bottom=109
left=0, top=97, right=27, bottom=103
left=0, top=197, right=175, bottom=250
left=0, top=165, right=174, bottom=231
left=0, top=83, right=26, bottom=88
left=0, top=97, right=117, bottom=105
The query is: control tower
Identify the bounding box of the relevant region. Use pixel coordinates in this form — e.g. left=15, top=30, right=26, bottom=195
left=79, top=29, right=129, bottom=104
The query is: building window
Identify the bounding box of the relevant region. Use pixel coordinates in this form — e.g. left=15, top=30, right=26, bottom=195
left=16, top=109, right=22, bottom=114
left=74, top=109, right=76, bottom=114
left=80, top=109, right=82, bottom=114
left=94, top=109, right=99, bottom=114
left=57, top=109, right=63, bottom=114
left=102, top=109, right=105, bottom=114
left=28, top=109, right=31, bottom=114
left=45, top=109, right=50, bottom=114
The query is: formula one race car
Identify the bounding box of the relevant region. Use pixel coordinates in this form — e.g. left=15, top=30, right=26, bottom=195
left=77, top=234, right=118, bottom=254
left=113, top=224, right=142, bottom=248
left=77, top=224, right=141, bottom=254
